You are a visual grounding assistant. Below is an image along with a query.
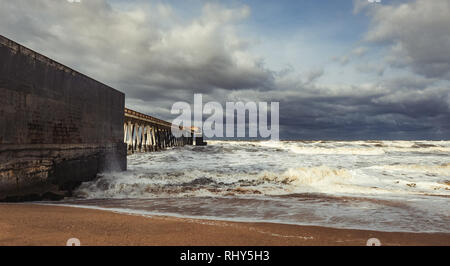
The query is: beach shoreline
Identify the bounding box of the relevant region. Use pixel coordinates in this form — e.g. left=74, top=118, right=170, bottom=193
left=0, top=204, right=448, bottom=246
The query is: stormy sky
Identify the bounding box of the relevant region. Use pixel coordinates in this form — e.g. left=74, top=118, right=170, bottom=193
left=1, top=0, right=449, bottom=140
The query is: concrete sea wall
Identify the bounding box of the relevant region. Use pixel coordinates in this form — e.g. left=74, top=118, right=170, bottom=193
left=0, top=35, right=126, bottom=200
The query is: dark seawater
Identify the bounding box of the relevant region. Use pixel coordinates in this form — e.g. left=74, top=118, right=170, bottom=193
left=50, top=140, right=450, bottom=233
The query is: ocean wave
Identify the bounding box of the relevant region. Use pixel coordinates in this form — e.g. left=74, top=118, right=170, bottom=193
left=74, top=140, right=450, bottom=200
left=74, top=164, right=450, bottom=200
left=289, top=146, right=386, bottom=155
left=74, top=166, right=351, bottom=198
left=368, top=163, right=450, bottom=176
left=67, top=140, right=450, bottom=233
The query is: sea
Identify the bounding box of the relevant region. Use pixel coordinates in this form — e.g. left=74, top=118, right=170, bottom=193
left=53, top=140, right=450, bottom=233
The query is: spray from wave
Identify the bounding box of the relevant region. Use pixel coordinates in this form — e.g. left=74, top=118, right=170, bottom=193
left=63, top=140, right=450, bottom=233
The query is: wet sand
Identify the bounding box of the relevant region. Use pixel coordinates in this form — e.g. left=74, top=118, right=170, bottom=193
left=0, top=204, right=448, bottom=246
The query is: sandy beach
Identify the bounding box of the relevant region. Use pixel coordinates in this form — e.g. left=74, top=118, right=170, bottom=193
left=0, top=204, right=448, bottom=246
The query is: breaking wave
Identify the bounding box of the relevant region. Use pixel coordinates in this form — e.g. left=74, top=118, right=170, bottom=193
left=67, top=140, right=450, bottom=233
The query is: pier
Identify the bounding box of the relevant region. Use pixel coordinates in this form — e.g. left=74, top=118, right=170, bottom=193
left=124, top=108, right=194, bottom=153
left=0, top=35, right=202, bottom=200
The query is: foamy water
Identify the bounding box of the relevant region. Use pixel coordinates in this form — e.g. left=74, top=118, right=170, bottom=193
left=58, top=140, right=450, bottom=233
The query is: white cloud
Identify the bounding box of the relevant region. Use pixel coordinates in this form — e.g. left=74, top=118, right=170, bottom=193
left=364, top=0, right=450, bottom=79
left=352, top=46, right=368, bottom=57
left=0, top=0, right=273, bottom=105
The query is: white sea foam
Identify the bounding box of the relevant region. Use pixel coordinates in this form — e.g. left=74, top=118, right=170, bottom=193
left=70, top=140, right=450, bottom=233
left=288, top=146, right=386, bottom=155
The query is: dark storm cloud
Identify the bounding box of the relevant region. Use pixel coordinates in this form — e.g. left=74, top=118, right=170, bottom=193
left=227, top=72, right=449, bottom=139
left=275, top=80, right=449, bottom=139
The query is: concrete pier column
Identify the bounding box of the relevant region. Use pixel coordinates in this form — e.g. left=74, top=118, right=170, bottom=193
left=166, top=131, right=170, bottom=148
left=156, top=127, right=162, bottom=150
left=144, top=126, right=149, bottom=152
left=156, top=131, right=159, bottom=150
left=149, top=126, right=154, bottom=151
left=145, top=126, right=151, bottom=152
left=134, top=124, right=140, bottom=152
left=136, top=124, right=141, bottom=152
left=150, top=126, right=156, bottom=151
left=139, top=125, right=144, bottom=152
left=161, top=130, right=165, bottom=149
left=165, top=130, right=170, bottom=148
left=142, top=126, right=147, bottom=152
left=146, top=126, right=151, bottom=151
left=134, top=124, right=138, bottom=152
left=131, top=123, right=137, bottom=153
left=127, top=122, right=133, bottom=152
left=142, top=126, right=146, bottom=152
left=163, top=130, right=167, bottom=148
left=152, top=127, right=156, bottom=150
left=136, top=125, right=141, bottom=152
left=165, top=130, right=169, bottom=148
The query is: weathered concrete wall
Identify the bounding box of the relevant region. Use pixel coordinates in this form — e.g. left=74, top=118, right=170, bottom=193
left=0, top=35, right=126, bottom=200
